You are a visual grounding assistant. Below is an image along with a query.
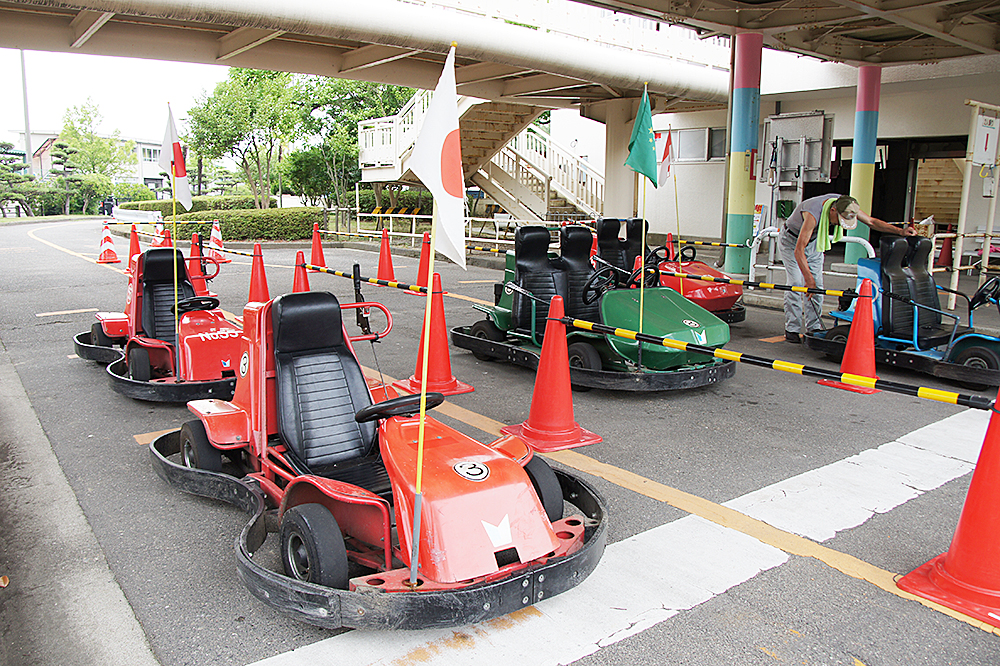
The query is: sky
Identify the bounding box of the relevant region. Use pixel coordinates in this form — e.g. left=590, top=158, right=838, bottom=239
left=0, top=48, right=232, bottom=148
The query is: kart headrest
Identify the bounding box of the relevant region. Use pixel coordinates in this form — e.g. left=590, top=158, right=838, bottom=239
left=883, top=237, right=910, bottom=274
left=595, top=218, right=622, bottom=243
left=560, top=225, right=594, bottom=264
left=625, top=218, right=648, bottom=242
left=515, top=226, right=552, bottom=260
left=142, top=248, right=189, bottom=283
left=272, top=291, right=344, bottom=354
left=908, top=237, right=932, bottom=267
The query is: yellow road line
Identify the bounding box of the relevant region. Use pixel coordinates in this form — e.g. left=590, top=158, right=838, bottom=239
left=443, top=291, right=493, bottom=306
left=133, top=429, right=177, bottom=446
left=359, top=366, right=998, bottom=635
left=28, top=224, right=127, bottom=275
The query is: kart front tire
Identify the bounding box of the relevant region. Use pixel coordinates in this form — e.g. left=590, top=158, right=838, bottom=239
left=525, top=455, right=563, bottom=522
left=824, top=325, right=853, bottom=360
left=567, top=341, right=601, bottom=392
left=128, top=347, right=151, bottom=382
left=179, top=419, right=222, bottom=473
left=91, top=322, right=114, bottom=348
left=954, top=346, right=1000, bottom=391
left=280, top=504, right=349, bottom=590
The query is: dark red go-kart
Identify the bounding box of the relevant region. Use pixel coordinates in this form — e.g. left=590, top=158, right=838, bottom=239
left=148, top=290, right=607, bottom=630
left=73, top=247, right=240, bottom=401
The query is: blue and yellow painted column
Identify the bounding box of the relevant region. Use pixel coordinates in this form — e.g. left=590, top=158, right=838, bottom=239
left=723, top=32, right=763, bottom=274
left=845, top=65, right=881, bottom=265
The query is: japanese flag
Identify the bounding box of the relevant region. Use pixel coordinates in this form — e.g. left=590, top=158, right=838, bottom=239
left=159, top=104, right=193, bottom=211
left=658, top=130, right=673, bottom=185
left=408, top=45, right=466, bottom=270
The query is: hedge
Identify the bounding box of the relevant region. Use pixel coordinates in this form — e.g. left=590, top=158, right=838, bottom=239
left=168, top=207, right=324, bottom=242
left=118, top=195, right=275, bottom=216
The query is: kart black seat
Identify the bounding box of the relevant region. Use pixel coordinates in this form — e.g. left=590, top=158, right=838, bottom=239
left=559, top=225, right=601, bottom=322
left=904, top=238, right=942, bottom=328
left=272, top=291, right=388, bottom=493
left=624, top=218, right=649, bottom=271
left=139, top=248, right=195, bottom=347
left=596, top=218, right=628, bottom=273
left=881, top=237, right=914, bottom=339
left=512, top=226, right=567, bottom=335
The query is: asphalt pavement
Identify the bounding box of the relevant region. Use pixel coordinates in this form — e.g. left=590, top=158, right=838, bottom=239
left=1, top=217, right=998, bottom=665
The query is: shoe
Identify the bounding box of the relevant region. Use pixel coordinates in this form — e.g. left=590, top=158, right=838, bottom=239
left=785, top=330, right=801, bottom=343
left=806, top=329, right=823, bottom=338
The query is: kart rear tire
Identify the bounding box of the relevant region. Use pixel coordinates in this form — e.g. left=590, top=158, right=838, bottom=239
left=954, top=346, right=1000, bottom=391
left=179, top=419, right=222, bottom=473
left=567, top=341, right=601, bottom=392
left=91, top=322, right=114, bottom=348
left=470, top=319, right=505, bottom=361
left=525, top=455, right=563, bottom=522
left=280, top=504, right=349, bottom=590
left=128, top=347, right=151, bottom=382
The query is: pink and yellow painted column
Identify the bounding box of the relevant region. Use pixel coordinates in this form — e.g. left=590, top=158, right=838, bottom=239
left=723, top=32, right=763, bottom=274
left=845, top=65, right=882, bottom=265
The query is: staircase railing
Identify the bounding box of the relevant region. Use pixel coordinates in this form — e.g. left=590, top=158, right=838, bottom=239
left=510, top=127, right=603, bottom=217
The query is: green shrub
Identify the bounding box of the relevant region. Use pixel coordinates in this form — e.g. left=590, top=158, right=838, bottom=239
left=171, top=207, right=323, bottom=241
left=113, top=183, right=156, bottom=202
left=118, top=195, right=275, bottom=215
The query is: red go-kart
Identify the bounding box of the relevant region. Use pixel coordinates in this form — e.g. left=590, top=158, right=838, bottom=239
left=74, top=247, right=240, bottom=401
left=148, top=290, right=606, bottom=630
left=595, top=218, right=745, bottom=323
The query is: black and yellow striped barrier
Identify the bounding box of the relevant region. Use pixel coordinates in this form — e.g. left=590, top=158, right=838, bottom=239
left=560, top=316, right=993, bottom=411
left=467, top=244, right=505, bottom=254
left=675, top=239, right=751, bottom=249
left=318, top=230, right=381, bottom=240
left=301, top=262, right=428, bottom=294
left=213, top=246, right=257, bottom=258
left=370, top=207, right=424, bottom=215
left=654, top=268, right=866, bottom=299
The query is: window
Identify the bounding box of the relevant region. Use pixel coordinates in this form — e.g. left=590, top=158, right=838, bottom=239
left=141, top=147, right=160, bottom=162
left=668, top=128, right=727, bottom=162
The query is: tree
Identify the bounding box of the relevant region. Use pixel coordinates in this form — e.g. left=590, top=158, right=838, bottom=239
left=60, top=99, right=137, bottom=179
left=187, top=68, right=299, bottom=209
left=294, top=78, right=413, bottom=208
left=0, top=142, right=33, bottom=217
left=76, top=173, right=113, bottom=213
left=49, top=142, right=82, bottom=215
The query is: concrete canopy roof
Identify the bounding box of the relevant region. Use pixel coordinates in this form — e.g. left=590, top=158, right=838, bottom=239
left=567, top=0, right=1000, bottom=65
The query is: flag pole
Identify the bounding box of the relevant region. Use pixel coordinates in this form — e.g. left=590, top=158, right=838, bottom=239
left=171, top=163, right=180, bottom=380
left=670, top=123, right=683, bottom=297
left=409, top=205, right=438, bottom=588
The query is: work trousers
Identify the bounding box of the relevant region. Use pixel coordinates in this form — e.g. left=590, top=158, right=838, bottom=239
left=779, top=228, right=824, bottom=334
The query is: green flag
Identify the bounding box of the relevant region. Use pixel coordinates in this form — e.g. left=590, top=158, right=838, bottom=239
left=625, top=88, right=657, bottom=188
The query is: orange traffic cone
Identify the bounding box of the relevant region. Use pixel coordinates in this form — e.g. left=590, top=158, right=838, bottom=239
left=666, top=232, right=677, bottom=260
left=377, top=229, right=395, bottom=281
left=126, top=224, right=141, bottom=274
left=152, top=222, right=165, bottom=246
left=416, top=232, right=431, bottom=288
left=818, top=278, right=879, bottom=394
left=152, top=228, right=173, bottom=248
left=309, top=222, right=326, bottom=273
left=935, top=231, right=954, bottom=268
left=248, top=242, right=270, bottom=303
left=897, top=384, right=1000, bottom=629
left=96, top=224, right=121, bottom=264
left=188, top=233, right=211, bottom=297
left=392, top=273, right=473, bottom=396
left=292, top=250, right=310, bottom=293
left=501, top=296, right=601, bottom=452
left=208, top=220, right=231, bottom=263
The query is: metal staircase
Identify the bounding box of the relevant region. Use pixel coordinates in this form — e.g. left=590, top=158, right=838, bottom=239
left=359, top=91, right=604, bottom=221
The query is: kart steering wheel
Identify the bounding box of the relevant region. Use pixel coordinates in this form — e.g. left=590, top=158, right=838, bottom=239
left=679, top=245, right=697, bottom=262
left=173, top=296, right=220, bottom=314
left=354, top=392, right=446, bottom=423
left=626, top=264, right=659, bottom=289
left=969, top=276, right=1000, bottom=310
left=646, top=245, right=670, bottom=264
left=582, top=266, right=618, bottom=304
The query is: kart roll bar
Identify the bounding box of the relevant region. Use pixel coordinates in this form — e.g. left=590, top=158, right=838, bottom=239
left=749, top=227, right=875, bottom=283
left=558, top=316, right=994, bottom=411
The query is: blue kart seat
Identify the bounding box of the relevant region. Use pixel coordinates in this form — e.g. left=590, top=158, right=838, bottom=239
left=559, top=225, right=601, bottom=323
left=512, top=226, right=567, bottom=335
left=271, top=291, right=390, bottom=496
left=139, top=248, right=196, bottom=347
left=904, top=237, right=971, bottom=346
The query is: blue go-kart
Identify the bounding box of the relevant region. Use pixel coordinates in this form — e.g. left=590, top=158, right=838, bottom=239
left=804, top=236, right=1000, bottom=389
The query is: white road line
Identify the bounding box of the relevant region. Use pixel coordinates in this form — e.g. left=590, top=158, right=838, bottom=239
left=249, top=409, right=989, bottom=666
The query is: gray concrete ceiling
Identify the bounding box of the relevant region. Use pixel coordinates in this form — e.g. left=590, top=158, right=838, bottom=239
left=567, top=0, right=1000, bottom=64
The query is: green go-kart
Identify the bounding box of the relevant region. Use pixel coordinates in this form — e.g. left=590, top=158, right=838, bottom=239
left=451, top=225, right=735, bottom=391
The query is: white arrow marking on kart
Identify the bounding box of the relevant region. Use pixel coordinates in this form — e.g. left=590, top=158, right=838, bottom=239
left=482, top=515, right=511, bottom=548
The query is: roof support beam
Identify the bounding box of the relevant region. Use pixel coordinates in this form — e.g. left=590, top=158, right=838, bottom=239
left=69, top=10, right=113, bottom=49
left=339, top=44, right=422, bottom=73
left=217, top=27, right=285, bottom=61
